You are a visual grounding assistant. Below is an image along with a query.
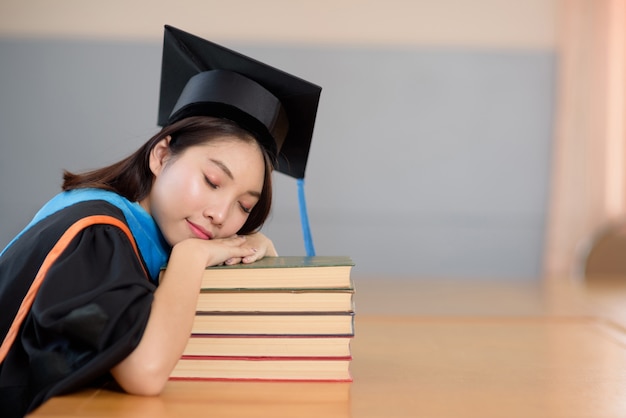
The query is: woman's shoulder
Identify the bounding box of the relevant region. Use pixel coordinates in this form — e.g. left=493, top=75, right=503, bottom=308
left=36, top=199, right=129, bottom=232
left=34, top=189, right=130, bottom=224
left=1, top=199, right=129, bottom=263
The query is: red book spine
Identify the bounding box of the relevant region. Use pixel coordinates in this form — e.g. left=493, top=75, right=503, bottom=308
left=179, top=355, right=352, bottom=361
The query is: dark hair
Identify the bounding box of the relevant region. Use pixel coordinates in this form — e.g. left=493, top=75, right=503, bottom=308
left=63, top=116, right=274, bottom=234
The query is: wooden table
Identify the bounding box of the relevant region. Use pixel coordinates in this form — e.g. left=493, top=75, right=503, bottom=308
left=28, top=277, right=626, bottom=417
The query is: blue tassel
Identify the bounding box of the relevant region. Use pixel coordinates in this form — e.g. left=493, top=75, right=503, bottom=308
left=297, top=178, right=315, bottom=256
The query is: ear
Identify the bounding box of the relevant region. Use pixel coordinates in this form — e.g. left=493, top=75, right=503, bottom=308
left=149, top=136, right=172, bottom=176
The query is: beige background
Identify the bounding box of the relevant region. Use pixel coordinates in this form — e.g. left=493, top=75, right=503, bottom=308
left=0, top=0, right=556, bottom=48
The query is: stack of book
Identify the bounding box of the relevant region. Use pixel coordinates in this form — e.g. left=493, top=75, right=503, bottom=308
left=169, top=255, right=355, bottom=382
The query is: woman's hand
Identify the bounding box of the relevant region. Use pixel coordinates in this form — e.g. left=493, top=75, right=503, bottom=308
left=168, top=235, right=257, bottom=269
left=224, top=231, right=277, bottom=265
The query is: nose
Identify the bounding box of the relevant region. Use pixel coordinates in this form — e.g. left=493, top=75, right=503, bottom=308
left=204, top=203, right=227, bottom=226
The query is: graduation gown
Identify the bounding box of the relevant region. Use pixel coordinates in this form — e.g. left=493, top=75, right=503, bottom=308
left=0, top=193, right=168, bottom=417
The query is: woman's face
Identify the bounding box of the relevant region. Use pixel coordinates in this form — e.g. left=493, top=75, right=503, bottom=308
left=141, top=136, right=265, bottom=246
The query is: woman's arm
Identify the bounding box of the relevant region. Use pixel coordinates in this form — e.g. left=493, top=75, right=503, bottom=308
left=110, top=236, right=256, bottom=395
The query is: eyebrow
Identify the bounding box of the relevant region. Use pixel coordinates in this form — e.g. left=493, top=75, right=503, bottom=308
left=209, top=158, right=262, bottom=198
left=210, top=158, right=234, bottom=179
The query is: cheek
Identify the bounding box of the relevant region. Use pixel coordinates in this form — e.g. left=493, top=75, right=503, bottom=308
left=158, top=166, right=204, bottom=206
left=223, top=214, right=249, bottom=236
left=177, top=177, right=205, bottom=208
left=150, top=171, right=198, bottom=229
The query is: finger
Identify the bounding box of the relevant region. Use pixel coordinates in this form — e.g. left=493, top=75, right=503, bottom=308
left=242, top=248, right=260, bottom=264
left=225, top=246, right=256, bottom=264
left=224, top=257, right=242, bottom=265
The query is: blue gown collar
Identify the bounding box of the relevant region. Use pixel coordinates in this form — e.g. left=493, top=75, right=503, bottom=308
left=15, top=189, right=169, bottom=283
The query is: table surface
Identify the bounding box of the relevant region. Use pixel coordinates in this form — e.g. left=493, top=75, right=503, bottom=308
left=28, top=276, right=626, bottom=418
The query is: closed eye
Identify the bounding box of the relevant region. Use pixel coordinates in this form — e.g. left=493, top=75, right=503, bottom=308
left=240, top=203, right=252, bottom=214
left=205, top=176, right=218, bottom=189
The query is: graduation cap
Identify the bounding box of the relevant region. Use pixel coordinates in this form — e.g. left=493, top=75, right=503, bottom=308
left=157, top=25, right=321, bottom=180
left=157, top=25, right=320, bottom=255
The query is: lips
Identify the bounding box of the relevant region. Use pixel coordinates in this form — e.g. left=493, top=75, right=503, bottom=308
left=187, top=220, right=213, bottom=240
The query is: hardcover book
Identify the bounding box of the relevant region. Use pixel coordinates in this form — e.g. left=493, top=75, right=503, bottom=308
left=183, top=335, right=352, bottom=357
left=191, top=312, right=355, bottom=336
left=171, top=355, right=353, bottom=382
left=195, top=288, right=354, bottom=313
left=161, top=256, right=355, bottom=289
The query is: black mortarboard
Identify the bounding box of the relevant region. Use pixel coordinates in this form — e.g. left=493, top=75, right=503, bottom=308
left=158, top=25, right=321, bottom=179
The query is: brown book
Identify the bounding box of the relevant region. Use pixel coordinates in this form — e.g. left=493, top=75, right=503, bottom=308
left=196, top=288, right=354, bottom=313
left=191, top=312, right=355, bottom=336
left=183, top=335, right=352, bottom=357
left=170, top=355, right=353, bottom=382
left=179, top=256, right=354, bottom=290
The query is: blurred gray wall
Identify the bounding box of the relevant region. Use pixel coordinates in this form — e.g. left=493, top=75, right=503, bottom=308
left=0, top=38, right=555, bottom=279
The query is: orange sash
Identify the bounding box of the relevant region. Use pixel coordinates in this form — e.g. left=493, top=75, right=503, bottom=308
left=0, top=215, right=143, bottom=363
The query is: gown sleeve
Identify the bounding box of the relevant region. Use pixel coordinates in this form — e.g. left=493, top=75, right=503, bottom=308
left=0, top=220, right=156, bottom=416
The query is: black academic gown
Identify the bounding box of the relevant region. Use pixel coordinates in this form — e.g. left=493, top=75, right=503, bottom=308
left=0, top=200, right=156, bottom=417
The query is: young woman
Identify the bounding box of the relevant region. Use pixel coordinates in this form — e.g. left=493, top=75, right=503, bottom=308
left=0, top=25, right=321, bottom=417
left=0, top=115, right=277, bottom=416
